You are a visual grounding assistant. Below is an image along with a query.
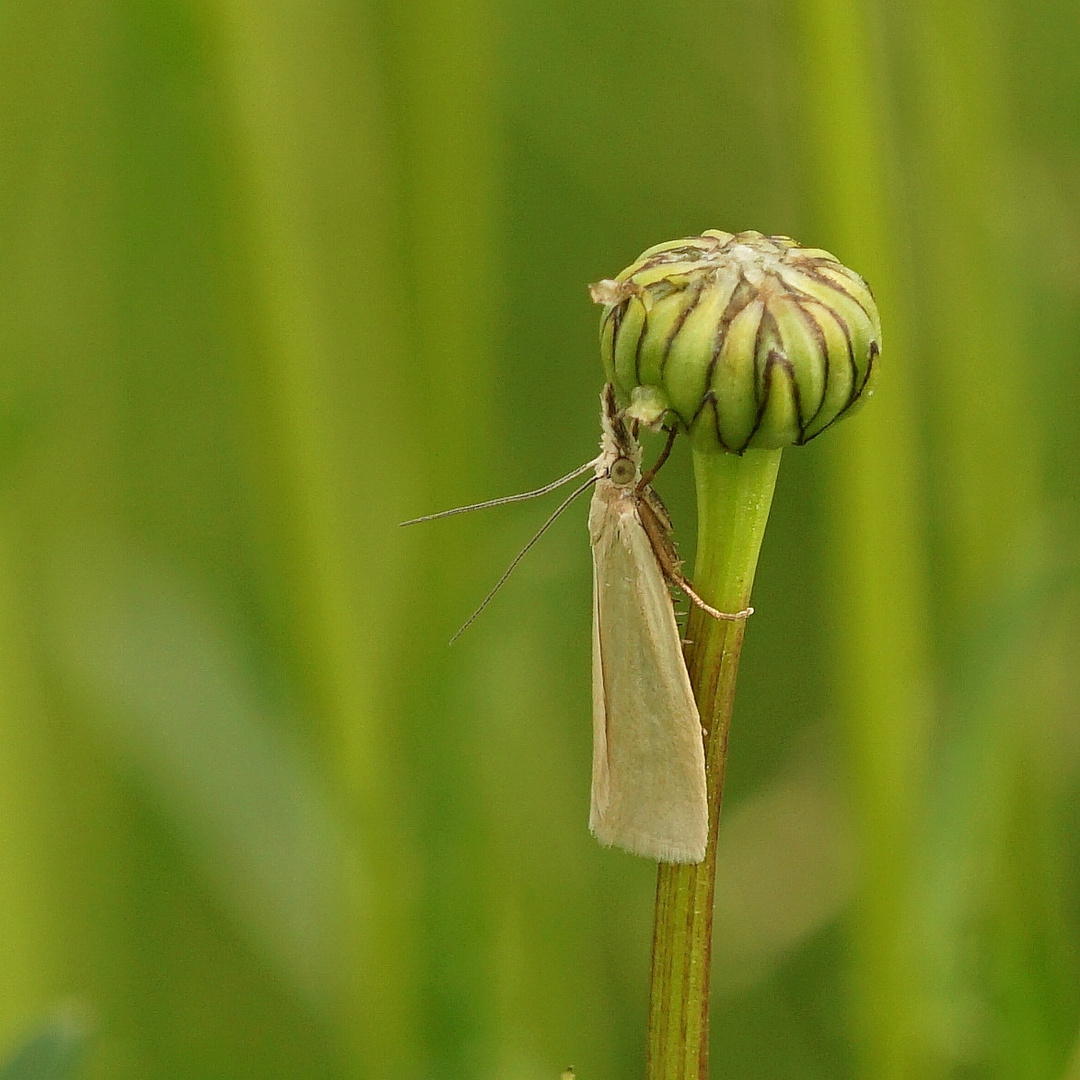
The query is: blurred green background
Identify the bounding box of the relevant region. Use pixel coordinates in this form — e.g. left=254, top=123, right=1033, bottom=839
left=0, top=0, right=1077, bottom=1078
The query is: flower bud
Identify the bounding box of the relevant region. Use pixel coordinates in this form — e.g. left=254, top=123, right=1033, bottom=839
left=590, top=230, right=881, bottom=452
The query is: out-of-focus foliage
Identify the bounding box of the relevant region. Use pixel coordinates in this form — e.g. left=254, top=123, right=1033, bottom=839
left=0, top=1004, right=90, bottom=1080
left=0, top=1, right=1077, bottom=1078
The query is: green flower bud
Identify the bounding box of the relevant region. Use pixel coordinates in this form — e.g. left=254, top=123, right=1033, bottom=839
left=590, top=230, right=881, bottom=453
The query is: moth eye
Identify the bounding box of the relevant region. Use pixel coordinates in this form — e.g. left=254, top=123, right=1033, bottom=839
left=609, top=457, right=636, bottom=486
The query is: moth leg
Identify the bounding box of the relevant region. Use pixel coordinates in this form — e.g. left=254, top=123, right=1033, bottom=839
left=637, top=498, right=753, bottom=622
left=636, top=426, right=678, bottom=492
left=673, top=572, right=753, bottom=622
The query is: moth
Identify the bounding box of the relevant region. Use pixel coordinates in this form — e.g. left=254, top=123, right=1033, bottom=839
left=587, top=385, right=752, bottom=862
left=401, top=384, right=750, bottom=863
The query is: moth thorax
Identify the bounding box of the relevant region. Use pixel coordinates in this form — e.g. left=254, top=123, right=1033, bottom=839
left=608, top=457, right=636, bottom=486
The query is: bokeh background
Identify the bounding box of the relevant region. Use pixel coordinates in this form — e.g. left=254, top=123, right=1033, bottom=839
left=0, top=1, right=1078, bottom=1078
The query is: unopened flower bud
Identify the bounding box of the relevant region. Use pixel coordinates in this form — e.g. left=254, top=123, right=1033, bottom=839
left=590, top=230, right=881, bottom=452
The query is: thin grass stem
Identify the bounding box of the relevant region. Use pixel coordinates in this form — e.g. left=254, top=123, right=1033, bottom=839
left=646, top=445, right=782, bottom=1080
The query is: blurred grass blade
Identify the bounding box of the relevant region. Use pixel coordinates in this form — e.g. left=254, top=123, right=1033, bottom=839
left=205, top=1, right=425, bottom=1072
left=53, top=536, right=350, bottom=1009
left=795, top=0, right=933, bottom=1074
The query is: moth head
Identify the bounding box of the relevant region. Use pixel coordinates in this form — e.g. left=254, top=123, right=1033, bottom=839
left=607, top=456, right=637, bottom=486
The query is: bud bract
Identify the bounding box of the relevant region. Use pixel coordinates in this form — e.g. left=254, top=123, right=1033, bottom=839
left=590, top=230, right=881, bottom=452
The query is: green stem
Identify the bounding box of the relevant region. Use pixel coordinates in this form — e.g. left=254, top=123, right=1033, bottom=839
left=646, top=444, right=782, bottom=1080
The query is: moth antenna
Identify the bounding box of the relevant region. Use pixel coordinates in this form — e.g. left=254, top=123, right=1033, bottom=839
left=400, top=461, right=595, bottom=526
left=450, top=474, right=598, bottom=644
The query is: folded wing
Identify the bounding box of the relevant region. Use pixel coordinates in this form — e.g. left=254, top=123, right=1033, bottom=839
left=589, top=484, right=709, bottom=863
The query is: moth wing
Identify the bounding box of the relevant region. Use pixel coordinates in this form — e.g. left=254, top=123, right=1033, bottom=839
left=588, top=487, right=708, bottom=863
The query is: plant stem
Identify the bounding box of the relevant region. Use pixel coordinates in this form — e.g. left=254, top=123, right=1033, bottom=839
left=646, top=444, right=782, bottom=1080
